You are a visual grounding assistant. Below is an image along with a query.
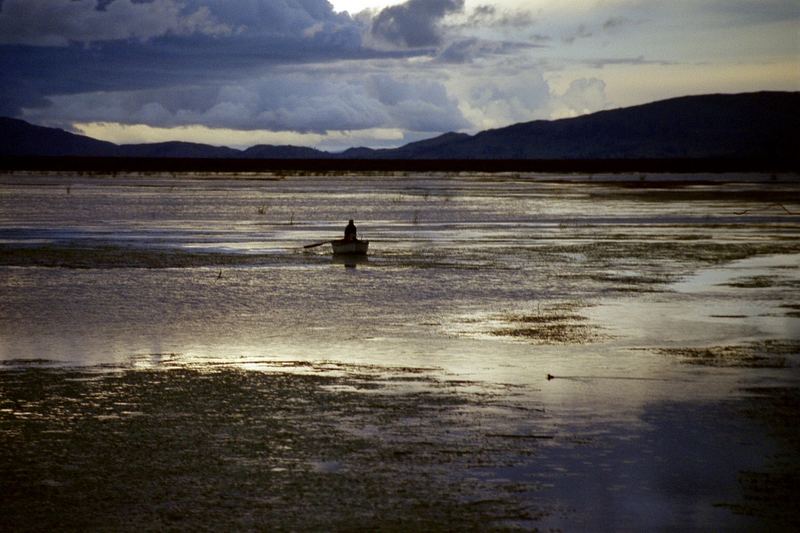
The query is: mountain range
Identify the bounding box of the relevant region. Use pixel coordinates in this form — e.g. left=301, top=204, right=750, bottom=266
left=1, top=91, right=798, bottom=161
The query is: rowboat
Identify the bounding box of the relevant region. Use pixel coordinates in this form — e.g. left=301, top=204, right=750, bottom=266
left=331, top=239, right=369, bottom=255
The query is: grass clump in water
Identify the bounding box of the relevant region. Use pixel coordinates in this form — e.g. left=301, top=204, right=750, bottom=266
left=489, top=302, right=603, bottom=345
left=654, top=340, right=800, bottom=368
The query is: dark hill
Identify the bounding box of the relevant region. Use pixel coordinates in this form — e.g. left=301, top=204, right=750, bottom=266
left=1, top=91, right=797, bottom=162
left=340, top=132, right=471, bottom=159
left=117, top=141, right=241, bottom=159
left=0, top=117, right=118, bottom=157
left=242, top=145, right=328, bottom=159
left=436, top=91, right=799, bottom=160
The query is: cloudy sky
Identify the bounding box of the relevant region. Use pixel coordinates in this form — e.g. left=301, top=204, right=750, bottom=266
left=1, top=0, right=797, bottom=150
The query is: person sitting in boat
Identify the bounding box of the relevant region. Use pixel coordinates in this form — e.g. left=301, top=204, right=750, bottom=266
left=344, top=219, right=357, bottom=242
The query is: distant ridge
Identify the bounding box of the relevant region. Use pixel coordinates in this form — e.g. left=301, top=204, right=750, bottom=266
left=339, top=132, right=472, bottom=159
left=0, top=116, right=118, bottom=157
left=242, top=144, right=328, bottom=159
left=1, top=92, right=798, bottom=163
left=117, top=141, right=241, bottom=159
left=437, top=92, right=800, bottom=160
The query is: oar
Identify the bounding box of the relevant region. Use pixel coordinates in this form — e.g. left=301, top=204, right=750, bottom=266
left=303, top=240, right=332, bottom=249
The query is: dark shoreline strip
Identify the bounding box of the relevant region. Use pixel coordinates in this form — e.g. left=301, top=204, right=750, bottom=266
left=1, top=156, right=797, bottom=174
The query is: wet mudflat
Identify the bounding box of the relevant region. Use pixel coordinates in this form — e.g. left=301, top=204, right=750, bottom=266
left=1, top=171, right=799, bottom=530
left=1, top=364, right=549, bottom=530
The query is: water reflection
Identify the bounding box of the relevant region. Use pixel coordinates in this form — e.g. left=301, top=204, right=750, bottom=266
left=331, top=254, right=369, bottom=269
left=1, top=173, right=798, bottom=528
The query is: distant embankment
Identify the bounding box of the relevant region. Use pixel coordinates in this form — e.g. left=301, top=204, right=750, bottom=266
left=1, top=156, right=796, bottom=174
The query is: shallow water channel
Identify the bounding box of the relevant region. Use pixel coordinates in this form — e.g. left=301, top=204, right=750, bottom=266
left=1, top=172, right=799, bottom=530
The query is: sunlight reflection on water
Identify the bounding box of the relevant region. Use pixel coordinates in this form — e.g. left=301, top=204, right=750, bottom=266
left=1, top=173, right=798, bottom=376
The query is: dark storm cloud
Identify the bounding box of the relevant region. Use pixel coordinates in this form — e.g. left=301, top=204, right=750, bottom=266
left=371, top=0, right=464, bottom=48
left=0, top=0, right=471, bottom=135
left=22, top=71, right=470, bottom=135
left=0, top=0, right=484, bottom=136
left=1, top=0, right=536, bottom=135
left=0, top=33, right=384, bottom=119
left=0, top=0, right=232, bottom=46
left=0, top=0, right=417, bottom=118
left=12, top=0, right=789, bottom=139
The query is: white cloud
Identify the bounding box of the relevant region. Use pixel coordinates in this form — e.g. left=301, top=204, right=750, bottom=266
left=448, top=64, right=551, bottom=130
left=549, top=78, right=609, bottom=118
left=73, top=121, right=408, bottom=151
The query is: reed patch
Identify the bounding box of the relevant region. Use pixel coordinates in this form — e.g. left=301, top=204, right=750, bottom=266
left=654, top=340, right=800, bottom=368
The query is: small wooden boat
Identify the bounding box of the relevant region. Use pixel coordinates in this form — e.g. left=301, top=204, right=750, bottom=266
left=331, top=239, right=369, bottom=256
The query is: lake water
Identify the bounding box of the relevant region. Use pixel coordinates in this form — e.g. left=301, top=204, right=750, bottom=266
left=1, top=172, right=799, bottom=529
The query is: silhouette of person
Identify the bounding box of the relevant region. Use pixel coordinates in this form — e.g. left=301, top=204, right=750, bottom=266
left=344, top=219, right=357, bottom=242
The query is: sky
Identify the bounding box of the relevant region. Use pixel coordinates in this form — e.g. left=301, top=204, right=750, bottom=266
left=1, top=0, right=798, bottom=151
